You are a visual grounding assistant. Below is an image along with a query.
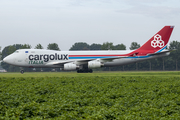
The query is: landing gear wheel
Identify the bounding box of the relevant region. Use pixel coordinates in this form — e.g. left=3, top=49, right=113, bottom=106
left=89, top=69, right=93, bottom=73
left=77, top=69, right=83, bottom=73
left=77, top=69, right=93, bottom=73
left=20, top=70, right=24, bottom=74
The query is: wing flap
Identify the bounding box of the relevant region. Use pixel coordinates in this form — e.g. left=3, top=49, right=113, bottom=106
left=45, top=56, right=128, bottom=66
left=45, top=61, right=71, bottom=66
left=74, top=56, right=128, bottom=63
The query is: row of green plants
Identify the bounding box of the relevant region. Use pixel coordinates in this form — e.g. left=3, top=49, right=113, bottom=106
left=0, top=75, right=180, bottom=119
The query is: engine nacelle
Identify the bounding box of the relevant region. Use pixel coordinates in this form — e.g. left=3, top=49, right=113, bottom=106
left=64, top=63, right=79, bottom=70
left=88, top=61, right=104, bottom=69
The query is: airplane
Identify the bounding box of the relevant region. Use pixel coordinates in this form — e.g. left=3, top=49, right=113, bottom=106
left=2, top=26, right=174, bottom=73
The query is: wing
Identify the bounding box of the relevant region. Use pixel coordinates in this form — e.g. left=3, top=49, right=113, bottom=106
left=45, top=56, right=128, bottom=66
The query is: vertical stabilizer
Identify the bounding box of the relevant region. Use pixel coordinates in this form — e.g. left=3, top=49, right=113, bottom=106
left=137, top=26, right=174, bottom=51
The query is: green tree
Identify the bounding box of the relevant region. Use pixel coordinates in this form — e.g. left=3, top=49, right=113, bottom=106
left=129, top=42, right=140, bottom=50
left=169, top=41, right=180, bottom=50
left=69, top=42, right=90, bottom=50
left=20, top=44, right=31, bottom=49
left=168, top=41, right=180, bottom=70
left=114, top=44, right=126, bottom=50
left=7, top=46, right=16, bottom=56
left=35, top=44, right=44, bottom=49
left=90, top=43, right=101, bottom=50
left=101, top=42, right=114, bottom=50
left=47, top=43, right=60, bottom=51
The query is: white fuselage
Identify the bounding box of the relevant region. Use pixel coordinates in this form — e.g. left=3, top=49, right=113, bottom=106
left=2, top=26, right=174, bottom=73
left=3, top=49, right=169, bottom=68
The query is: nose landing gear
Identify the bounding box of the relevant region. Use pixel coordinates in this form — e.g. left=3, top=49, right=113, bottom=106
left=20, top=70, right=24, bottom=74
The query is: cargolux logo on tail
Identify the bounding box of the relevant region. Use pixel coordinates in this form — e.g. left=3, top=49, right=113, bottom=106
left=151, top=34, right=164, bottom=48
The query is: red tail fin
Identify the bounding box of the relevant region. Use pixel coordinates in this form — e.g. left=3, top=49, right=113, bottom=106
left=137, top=26, right=174, bottom=51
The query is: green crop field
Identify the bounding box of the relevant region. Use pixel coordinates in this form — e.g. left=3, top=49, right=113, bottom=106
left=0, top=71, right=180, bottom=119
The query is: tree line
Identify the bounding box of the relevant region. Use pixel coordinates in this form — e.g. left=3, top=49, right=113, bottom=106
left=0, top=41, right=180, bottom=72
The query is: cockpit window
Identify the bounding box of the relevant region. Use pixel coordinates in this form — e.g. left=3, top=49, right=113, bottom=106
left=14, top=51, right=19, bottom=53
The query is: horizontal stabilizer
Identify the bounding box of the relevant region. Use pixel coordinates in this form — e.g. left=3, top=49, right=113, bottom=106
left=147, top=49, right=176, bottom=56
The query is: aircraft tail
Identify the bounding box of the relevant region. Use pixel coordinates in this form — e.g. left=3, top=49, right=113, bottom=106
left=137, top=26, right=174, bottom=52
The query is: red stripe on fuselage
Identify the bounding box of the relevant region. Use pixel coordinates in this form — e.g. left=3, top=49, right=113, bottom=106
left=69, top=49, right=158, bottom=57
left=69, top=55, right=124, bottom=57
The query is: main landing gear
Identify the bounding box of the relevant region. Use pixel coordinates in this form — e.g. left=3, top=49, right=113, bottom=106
left=77, top=69, right=93, bottom=73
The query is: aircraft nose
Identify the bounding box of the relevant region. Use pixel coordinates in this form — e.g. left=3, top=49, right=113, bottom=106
left=3, top=56, right=12, bottom=64
left=3, top=57, right=8, bottom=63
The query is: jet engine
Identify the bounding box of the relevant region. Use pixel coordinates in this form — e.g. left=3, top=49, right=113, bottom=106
left=88, top=60, right=104, bottom=69
left=64, top=63, right=79, bottom=70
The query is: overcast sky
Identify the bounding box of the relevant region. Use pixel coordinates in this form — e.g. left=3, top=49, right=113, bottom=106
left=0, top=0, right=180, bottom=50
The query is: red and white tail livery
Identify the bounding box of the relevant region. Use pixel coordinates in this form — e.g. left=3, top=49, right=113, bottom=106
left=128, top=26, right=174, bottom=56
left=3, top=26, right=174, bottom=73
